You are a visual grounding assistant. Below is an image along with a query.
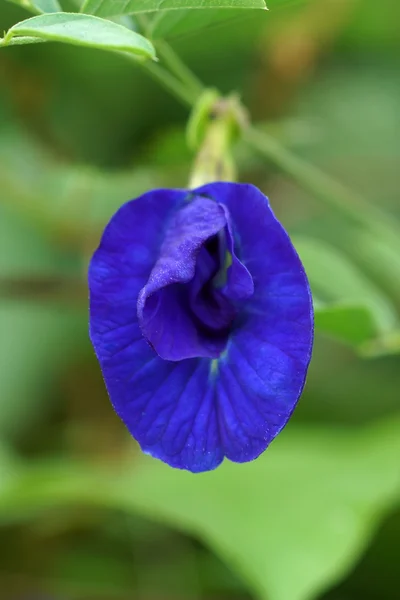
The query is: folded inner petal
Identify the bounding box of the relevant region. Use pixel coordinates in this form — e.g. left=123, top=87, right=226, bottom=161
left=137, top=196, right=255, bottom=362
left=189, top=243, right=237, bottom=331
left=193, top=182, right=314, bottom=464
left=218, top=203, right=254, bottom=301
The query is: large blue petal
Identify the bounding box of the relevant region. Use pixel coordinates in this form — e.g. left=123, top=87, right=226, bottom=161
left=99, top=349, right=222, bottom=473
left=89, top=189, right=223, bottom=472
left=89, top=189, right=187, bottom=352
left=89, top=184, right=313, bottom=472
left=195, top=182, right=314, bottom=463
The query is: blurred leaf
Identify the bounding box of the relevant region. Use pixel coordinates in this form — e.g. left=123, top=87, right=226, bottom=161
left=81, top=0, right=267, bottom=19
left=116, top=419, right=400, bottom=600
left=0, top=13, right=156, bottom=60
left=314, top=304, right=378, bottom=347
left=293, top=237, right=397, bottom=334
left=34, top=0, right=61, bottom=10
left=148, top=0, right=310, bottom=38
left=295, top=64, right=400, bottom=206
left=150, top=7, right=253, bottom=38
left=5, top=0, right=61, bottom=14
left=344, top=230, right=400, bottom=304
left=0, top=303, right=88, bottom=440
left=52, top=545, right=137, bottom=596
left=0, top=125, right=162, bottom=243
left=0, top=207, right=88, bottom=440
left=0, top=440, right=19, bottom=495
left=360, top=331, right=400, bottom=359
left=324, top=509, right=400, bottom=600
left=1, top=419, right=400, bottom=600
left=341, top=0, right=400, bottom=51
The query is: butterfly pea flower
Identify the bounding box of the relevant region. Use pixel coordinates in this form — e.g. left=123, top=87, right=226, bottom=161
left=89, top=182, right=313, bottom=473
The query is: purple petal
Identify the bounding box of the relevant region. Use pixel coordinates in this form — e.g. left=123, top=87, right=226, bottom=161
left=137, top=196, right=228, bottom=361
left=89, top=183, right=313, bottom=472
left=99, top=345, right=222, bottom=472
left=195, top=182, right=314, bottom=462
left=89, top=188, right=188, bottom=350
left=189, top=245, right=238, bottom=331
left=89, top=189, right=223, bottom=472
left=219, top=203, right=254, bottom=302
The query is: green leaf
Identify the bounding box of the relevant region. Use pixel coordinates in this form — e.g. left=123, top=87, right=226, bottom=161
left=116, top=420, right=400, bottom=600
left=34, top=0, right=62, bottom=11
left=0, top=13, right=156, bottom=60
left=293, top=237, right=397, bottom=334
left=81, top=0, right=267, bottom=18
left=1, top=419, right=400, bottom=600
left=150, top=8, right=250, bottom=38
left=148, top=0, right=308, bottom=38
left=314, top=304, right=378, bottom=346
left=359, top=330, right=400, bottom=358
left=0, top=124, right=162, bottom=243
left=0, top=441, right=19, bottom=498
left=5, top=0, right=62, bottom=15
left=345, top=230, right=400, bottom=304
left=0, top=207, right=88, bottom=440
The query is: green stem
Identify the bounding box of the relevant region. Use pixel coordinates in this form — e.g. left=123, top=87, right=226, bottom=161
left=139, top=60, right=196, bottom=108
left=135, top=43, right=399, bottom=249
left=188, top=96, right=244, bottom=187
left=136, top=14, right=203, bottom=103
left=155, top=40, right=204, bottom=99
left=244, top=126, right=400, bottom=247
left=189, top=115, right=235, bottom=187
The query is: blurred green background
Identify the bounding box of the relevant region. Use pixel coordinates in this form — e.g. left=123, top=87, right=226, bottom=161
left=0, top=0, right=399, bottom=599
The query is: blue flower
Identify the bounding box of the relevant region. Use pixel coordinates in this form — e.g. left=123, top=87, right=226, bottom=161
left=89, top=182, right=313, bottom=472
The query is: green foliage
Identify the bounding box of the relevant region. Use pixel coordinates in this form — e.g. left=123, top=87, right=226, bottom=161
left=0, top=124, right=162, bottom=241
left=293, top=237, right=397, bottom=342
left=119, top=419, right=400, bottom=600
left=5, top=0, right=61, bottom=14
left=0, top=12, right=156, bottom=59
left=81, top=0, right=267, bottom=18
left=0, top=419, right=399, bottom=600
left=143, top=0, right=309, bottom=38
left=0, top=207, right=88, bottom=440
left=0, top=0, right=399, bottom=597
left=150, top=8, right=238, bottom=38
left=314, top=305, right=377, bottom=347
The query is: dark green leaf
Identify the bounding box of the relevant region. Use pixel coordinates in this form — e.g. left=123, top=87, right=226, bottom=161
left=150, top=7, right=252, bottom=38
left=1, top=419, right=400, bottom=600
left=360, top=331, right=400, bottom=358
left=293, top=237, right=397, bottom=334
left=314, top=304, right=378, bottom=346
left=81, top=0, right=267, bottom=18
left=148, top=0, right=311, bottom=38
left=5, top=0, right=62, bottom=14
left=0, top=12, right=156, bottom=60
left=114, top=420, right=400, bottom=600
left=0, top=118, right=161, bottom=243
left=0, top=207, right=88, bottom=440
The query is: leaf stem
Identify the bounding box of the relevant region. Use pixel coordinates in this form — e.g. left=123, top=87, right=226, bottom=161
left=154, top=40, right=203, bottom=99
left=139, top=60, right=197, bottom=107
left=244, top=126, right=400, bottom=248
left=136, top=14, right=203, bottom=104
left=134, top=43, right=400, bottom=250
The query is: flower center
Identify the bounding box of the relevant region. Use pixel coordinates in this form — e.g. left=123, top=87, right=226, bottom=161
left=137, top=196, right=254, bottom=362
